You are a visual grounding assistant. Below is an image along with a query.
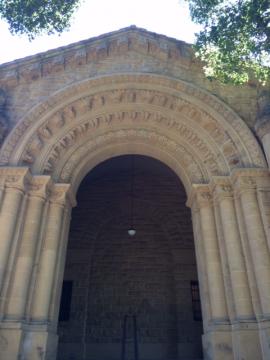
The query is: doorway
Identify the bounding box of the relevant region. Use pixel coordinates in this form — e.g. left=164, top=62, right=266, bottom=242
left=57, top=155, right=203, bottom=360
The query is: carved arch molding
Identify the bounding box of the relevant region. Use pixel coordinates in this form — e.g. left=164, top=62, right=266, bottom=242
left=0, top=74, right=266, bottom=194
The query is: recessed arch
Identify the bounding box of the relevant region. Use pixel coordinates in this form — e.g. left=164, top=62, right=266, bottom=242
left=0, top=74, right=266, bottom=197
left=60, top=154, right=202, bottom=360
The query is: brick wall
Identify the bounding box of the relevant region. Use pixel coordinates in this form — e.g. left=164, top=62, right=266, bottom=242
left=57, top=155, right=203, bottom=360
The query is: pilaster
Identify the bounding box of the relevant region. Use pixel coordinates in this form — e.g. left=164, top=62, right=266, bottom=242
left=5, top=176, right=52, bottom=320
left=232, top=169, right=270, bottom=318
left=30, top=183, right=75, bottom=323
left=0, top=168, right=30, bottom=297
left=211, top=176, right=254, bottom=321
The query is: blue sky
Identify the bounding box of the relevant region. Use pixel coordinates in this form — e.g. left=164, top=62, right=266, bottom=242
left=0, top=0, right=201, bottom=64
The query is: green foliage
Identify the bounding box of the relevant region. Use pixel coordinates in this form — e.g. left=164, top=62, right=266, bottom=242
left=0, top=0, right=81, bottom=39
left=187, top=0, right=270, bottom=84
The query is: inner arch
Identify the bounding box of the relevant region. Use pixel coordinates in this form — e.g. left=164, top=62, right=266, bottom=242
left=57, top=155, right=203, bottom=360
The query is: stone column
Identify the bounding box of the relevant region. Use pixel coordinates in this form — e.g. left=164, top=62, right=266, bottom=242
left=49, top=202, right=74, bottom=329
left=0, top=168, right=31, bottom=360
left=5, top=176, right=51, bottom=320
left=212, top=177, right=254, bottom=320
left=18, top=184, right=73, bottom=360
left=233, top=170, right=270, bottom=360
left=212, top=176, right=263, bottom=359
left=0, top=168, right=29, bottom=296
left=233, top=170, right=270, bottom=316
left=189, top=203, right=211, bottom=333
left=189, top=185, right=233, bottom=360
left=31, top=184, right=72, bottom=322
left=192, top=185, right=228, bottom=321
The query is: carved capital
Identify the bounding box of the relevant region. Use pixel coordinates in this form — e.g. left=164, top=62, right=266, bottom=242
left=26, top=175, right=52, bottom=200
left=211, top=176, right=233, bottom=202
left=232, top=168, right=270, bottom=195
left=187, top=184, right=212, bottom=209
left=49, top=183, right=76, bottom=207
left=0, top=167, right=30, bottom=192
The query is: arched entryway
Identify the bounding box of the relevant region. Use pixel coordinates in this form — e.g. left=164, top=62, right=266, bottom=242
left=57, top=155, right=203, bottom=360
left=0, top=74, right=269, bottom=360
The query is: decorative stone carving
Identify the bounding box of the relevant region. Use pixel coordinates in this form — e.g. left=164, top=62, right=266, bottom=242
left=187, top=184, right=213, bottom=209
left=0, top=167, right=30, bottom=191
left=0, top=75, right=264, bottom=176
left=0, top=27, right=192, bottom=87
left=30, top=106, right=221, bottom=178
left=49, top=184, right=76, bottom=207
left=211, top=177, right=233, bottom=201
left=54, top=129, right=205, bottom=186
left=26, top=176, right=52, bottom=199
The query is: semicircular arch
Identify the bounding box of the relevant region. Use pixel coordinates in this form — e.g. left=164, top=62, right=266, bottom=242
left=0, top=73, right=266, bottom=196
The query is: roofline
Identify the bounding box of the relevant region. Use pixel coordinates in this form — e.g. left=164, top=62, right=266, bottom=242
left=0, top=25, right=191, bottom=70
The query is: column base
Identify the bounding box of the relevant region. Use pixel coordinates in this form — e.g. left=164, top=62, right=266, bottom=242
left=202, top=327, right=233, bottom=360
left=0, top=321, right=58, bottom=360
left=232, top=322, right=263, bottom=360
left=0, top=323, right=23, bottom=360
left=259, top=320, right=270, bottom=360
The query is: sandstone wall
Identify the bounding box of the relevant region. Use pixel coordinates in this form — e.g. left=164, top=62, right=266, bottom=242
left=0, top=27, right=265, bottom=147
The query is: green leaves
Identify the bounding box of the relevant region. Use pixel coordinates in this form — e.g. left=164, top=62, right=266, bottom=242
left=187, top=0, right=270, bottom=84
left=0, top=0, right=81, bottom=39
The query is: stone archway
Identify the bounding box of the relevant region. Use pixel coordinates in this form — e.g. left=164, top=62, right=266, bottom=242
left=0, top=73, right=270, bottom=360
left=57, top=155, right=203, bottom=360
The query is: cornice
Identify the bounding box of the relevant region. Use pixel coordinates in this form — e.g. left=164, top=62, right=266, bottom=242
left=0, top=26, right=192, bottom=88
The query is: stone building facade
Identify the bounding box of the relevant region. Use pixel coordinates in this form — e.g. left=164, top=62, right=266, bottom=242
left=0, top=26, right=269, bottom=359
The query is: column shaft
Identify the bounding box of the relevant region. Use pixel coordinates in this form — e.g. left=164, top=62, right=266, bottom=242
left=217, top=192, right=254, bottom=319
left=195, top=189, right=228, bottom=321
left=6, top=192, right=46, bottom=319
left=240, top=189, right=270, bottom=315
left=191, top=206, right=211, bottom=332
left=0, top=188, right=24, bottom=293
left=49, top=206, right=71, bottom=327
left=31, top=200, right=64, bottom=321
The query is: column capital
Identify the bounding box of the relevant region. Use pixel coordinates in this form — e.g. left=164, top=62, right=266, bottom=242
left=49, top=183, right=76, bottom=207
left=231, top=168, right=270, bottom=194
left=187, top=184, right=212, bottom=209
left=210, top=176, right=233, bottom=201
left=26, top=176, right=52, bottom=200
left=0, top=167, right=31, bottom=192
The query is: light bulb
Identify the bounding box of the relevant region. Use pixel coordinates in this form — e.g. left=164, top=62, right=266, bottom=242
left=128, top=228, right=136, bottom=236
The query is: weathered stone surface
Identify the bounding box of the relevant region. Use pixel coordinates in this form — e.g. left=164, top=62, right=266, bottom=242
left=0, top=27, right=269, bottom=360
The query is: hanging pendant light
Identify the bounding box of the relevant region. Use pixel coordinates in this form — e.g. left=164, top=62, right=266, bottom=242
left=128, top=156, right=136, bottom=237
left=128, top=228, right=136, bottom=237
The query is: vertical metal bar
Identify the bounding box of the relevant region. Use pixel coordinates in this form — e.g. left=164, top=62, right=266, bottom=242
left=121, top=315, right=128, bottom=360
left=133, top=315, right=139, bottom=360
